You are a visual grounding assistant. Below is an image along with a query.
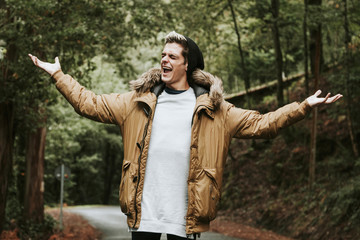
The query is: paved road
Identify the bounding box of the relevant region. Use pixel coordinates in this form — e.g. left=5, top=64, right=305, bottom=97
left=68, top=206, right=241, bottom=240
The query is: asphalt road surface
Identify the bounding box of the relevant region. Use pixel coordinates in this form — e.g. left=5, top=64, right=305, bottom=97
left=68, top=206, right=241, bottom=240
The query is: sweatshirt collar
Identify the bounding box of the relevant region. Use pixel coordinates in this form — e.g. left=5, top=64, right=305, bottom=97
left=151, top=82, right=208, bottom=99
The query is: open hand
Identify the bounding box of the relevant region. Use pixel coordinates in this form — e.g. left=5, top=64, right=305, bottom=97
left=28, top=54, right=61, bottom=76
left=306, top=90, right=343, bottom=108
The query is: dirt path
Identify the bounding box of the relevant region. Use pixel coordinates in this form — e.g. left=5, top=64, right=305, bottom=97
left=210, top=219, right=293, bottom=240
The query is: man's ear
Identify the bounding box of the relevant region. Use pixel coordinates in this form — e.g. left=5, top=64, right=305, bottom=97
left=185, top=62, right=188, bottom=71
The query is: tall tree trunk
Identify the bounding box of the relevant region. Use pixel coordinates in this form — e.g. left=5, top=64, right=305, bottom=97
left=303, top=0, right=310, bottom=96
left=0, top=1, right=16, bottom=230
left=308, top=0, right=323, bottom=189
left=23, top=119, right=47, bottom=223
left=271, top=0, right=284, bottom=107
left=309, top=24, right=321, bottom=189
left=309, top=0, right=323, bottom=75
left=228, top=0, right=251, bottom=108
left=343, top=0, right=359, bottom=157
left=0, top=103, right=15, bottom=233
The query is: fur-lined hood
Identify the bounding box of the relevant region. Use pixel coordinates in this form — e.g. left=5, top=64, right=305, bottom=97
left=129, top=68, right=224, bottom=108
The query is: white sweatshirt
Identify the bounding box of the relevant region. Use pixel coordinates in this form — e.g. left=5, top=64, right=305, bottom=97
left=132, top=87, right=196, bottom=237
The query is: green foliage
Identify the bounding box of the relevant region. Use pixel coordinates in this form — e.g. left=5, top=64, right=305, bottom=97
left=323, top=175, right=360, bottom=228
left=4, top=165, right=22, bottom=230
left=17, top=214, right=56, bottom=240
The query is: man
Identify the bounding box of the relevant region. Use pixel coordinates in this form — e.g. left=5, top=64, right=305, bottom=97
left=29, top=31, right=342, bottom=240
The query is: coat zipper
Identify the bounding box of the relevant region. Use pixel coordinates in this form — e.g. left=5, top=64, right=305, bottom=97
left=132, top=106, right=152, bottom=228
left=187, top=104, right=213, bottom=235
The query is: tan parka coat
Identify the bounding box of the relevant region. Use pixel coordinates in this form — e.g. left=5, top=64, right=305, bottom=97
left=52, top=68, right=311, bottom=235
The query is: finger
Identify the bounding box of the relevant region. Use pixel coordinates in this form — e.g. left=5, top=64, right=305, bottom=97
left=31, top=56, right=38, bottom=65
left=326, top=96, right=336, bottom=103
left=29, top=54, right=38, bottom=63
left=28, top=54, right=36, bottom=64
left=324, top=92, right=330, bottom=101
left=327, top=94, right=342, bottom=103
left=314, top=90, right=322, bottom=97
left=333, top=94, right=343, bottom=102
left=333, top=96, right=341, bottom=102
left=55, top=56, right=59, bottom=64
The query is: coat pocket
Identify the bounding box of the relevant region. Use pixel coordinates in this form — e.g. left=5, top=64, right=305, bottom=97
left=194, top=168, right=220, bottom=221
left=119, top=160, right=136, bottom=215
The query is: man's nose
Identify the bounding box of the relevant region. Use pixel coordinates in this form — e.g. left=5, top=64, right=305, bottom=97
left=161, top=56, right=169, bottom=64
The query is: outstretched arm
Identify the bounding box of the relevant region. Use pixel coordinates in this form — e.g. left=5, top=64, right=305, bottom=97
left=28, top=54, right=129, bottom=125
left=227, top=90, right=342, bottom=139
left=28, top=54, right=61, bottom=76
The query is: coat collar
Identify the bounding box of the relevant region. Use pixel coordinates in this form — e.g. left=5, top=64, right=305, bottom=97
left=150, top=81, right=209, bottom=99
left=129, top=68, right=224, bottom=109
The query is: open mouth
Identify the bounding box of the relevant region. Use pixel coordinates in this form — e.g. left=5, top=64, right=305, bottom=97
left=162, top=66, right=172, bottom=73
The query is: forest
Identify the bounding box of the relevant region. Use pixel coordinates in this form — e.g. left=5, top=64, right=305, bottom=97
left=0, top=0, right=359, bottom=239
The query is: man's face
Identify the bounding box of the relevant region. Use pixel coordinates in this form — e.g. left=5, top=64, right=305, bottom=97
left=161, top=43, right=188, bottom=88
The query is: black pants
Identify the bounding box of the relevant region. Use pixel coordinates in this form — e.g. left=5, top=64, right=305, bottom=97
left=131, top=232, right=188, bottom=240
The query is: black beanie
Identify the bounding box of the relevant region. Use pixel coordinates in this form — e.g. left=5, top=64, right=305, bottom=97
left=185, top=36, right=204, bottom=76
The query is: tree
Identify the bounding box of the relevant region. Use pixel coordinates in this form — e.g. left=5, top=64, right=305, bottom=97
left=23, top=122, right=46, bottom=223
left=270, top=0, right=284, bottom=106
left=0, top=0, right=17, bottom=232
left=309, top=0, right=323, bottom=75
left=0, top=103, right=15, bottom=233
left=343, top=0, right=359, bottom=157
left=308, top=0, right=322, bottom=188
left=303, top=0, right=310, bottom=96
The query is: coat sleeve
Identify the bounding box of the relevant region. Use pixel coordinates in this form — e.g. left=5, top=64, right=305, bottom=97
left=226, top=100, right=312, bottom=139
left=52, top=70, right=132, bottom=125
